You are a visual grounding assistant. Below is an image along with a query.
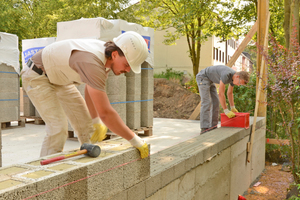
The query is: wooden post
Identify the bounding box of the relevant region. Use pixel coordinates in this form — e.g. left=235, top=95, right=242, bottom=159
left=188, top=20, right=258, bottom=120
left=247, top=11, right=270, bottom=163
left=256, top=0, right=269, bottom=117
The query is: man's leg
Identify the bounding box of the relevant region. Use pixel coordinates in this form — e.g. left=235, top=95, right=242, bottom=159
left=210, top=84, right=219, bottom=128
left=22, top=69, right=68, bottom=157
left=196, top=76, right=211, bottom=130
left=55, top=84, right=93, bottom=145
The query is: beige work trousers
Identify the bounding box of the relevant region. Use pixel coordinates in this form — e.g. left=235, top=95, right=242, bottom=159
left=22, top=68, right=93, bottom=157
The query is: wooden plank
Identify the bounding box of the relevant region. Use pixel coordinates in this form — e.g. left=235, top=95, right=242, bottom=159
left=266, top=138, right=290, bottom=145
left=247, top=10, right=270, bottom=163
left=257, top=0, right=269, bottom=117
left=188, top=101, right=201, bottom=120
left=226, top=20, right=258, bottom=67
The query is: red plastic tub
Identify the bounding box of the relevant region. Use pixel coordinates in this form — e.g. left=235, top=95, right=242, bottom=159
left=220, top=112, right=250, bottom=129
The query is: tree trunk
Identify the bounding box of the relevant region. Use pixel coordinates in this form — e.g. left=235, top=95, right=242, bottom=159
left=284, top=0, right=291, bottom=49
left=290, top=0, right=300, bottom=47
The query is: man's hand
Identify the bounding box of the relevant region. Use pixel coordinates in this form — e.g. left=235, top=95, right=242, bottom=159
left=224, top=109, right=236, bottom=118
left=231, top=106, right=239, bottom=113
left=91, top=117, right=107, bottom=143
left=129, top=134, right=149, bottom=159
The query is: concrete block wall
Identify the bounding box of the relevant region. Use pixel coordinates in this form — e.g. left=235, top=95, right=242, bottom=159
left=0, top=64, right=20, bottom=123
left=126, top=70, right=141, bottom=129
left=141, top=62, right=154, bottom=127
left=0, top=117, right=265, bottom=199
left=0, top=138, right=150, bottom=199
left=110, top=117, right=266, bottom=200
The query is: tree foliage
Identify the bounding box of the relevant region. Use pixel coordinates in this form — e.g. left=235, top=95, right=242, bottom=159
left=136, top=0, right=256, bottom=77
left=263, top=28, right=300, bottom=183
left=0, top=0, right=139, bottom=40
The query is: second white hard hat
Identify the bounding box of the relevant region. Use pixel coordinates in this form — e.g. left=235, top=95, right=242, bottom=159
left=113, top=31, right=148, bottom=74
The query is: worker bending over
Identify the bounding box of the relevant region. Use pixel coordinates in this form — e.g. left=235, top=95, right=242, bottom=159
left=21, top=31, right=149, bottom=158
left=196, top=65, right=249, bottom=134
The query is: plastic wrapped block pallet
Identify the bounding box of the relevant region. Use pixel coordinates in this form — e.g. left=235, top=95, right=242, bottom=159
left=0, top=32, right=20, bottom=123
left=141, top=62, right=153, bottom=127
left=126, top=70, right=141, bottom=129
left=22, top=37, right=56, bottom=118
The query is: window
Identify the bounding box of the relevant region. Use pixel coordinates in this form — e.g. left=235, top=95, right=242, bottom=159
left=213, top=47, right=215, bottom=60
left=222, top=52, right=224, bottom=63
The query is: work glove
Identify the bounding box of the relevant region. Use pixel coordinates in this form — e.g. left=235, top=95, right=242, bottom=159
left=224, top=109, right=236, bottom=118
left=231, top=106, right=239, bottom=113
left=90, top=117, right=107, bottom=144
left=129, top=134, right=149, bottom=159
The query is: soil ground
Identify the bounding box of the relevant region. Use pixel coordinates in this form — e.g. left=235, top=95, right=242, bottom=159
left=153, top=78, right=294, bottom=200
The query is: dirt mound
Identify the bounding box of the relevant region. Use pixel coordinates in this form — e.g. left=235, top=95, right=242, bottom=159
left=153, top=78, right=200, bottom=119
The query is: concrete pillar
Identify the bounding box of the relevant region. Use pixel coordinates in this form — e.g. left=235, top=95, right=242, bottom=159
left=106, top=71, right=127, bottom=124
left=0, top=63, right=20, bottom=123
left=126, top=70, right=141, bottom=129
left=141, top=62, right=153, bottom=127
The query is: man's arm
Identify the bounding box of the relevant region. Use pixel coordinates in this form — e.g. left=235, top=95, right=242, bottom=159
left=227, top=84, right=234, bottom=108
left=85, top=85, right=98, bottom=119
left=218, top=80, right=228, bottom=110
left=85, top=85, right=135, bottom=140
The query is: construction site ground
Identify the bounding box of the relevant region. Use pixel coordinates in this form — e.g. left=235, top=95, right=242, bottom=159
left=0, top=78, right=294, bottom=199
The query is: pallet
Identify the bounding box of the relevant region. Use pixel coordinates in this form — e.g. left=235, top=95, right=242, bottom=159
left=133, top=126, right=153, bottom=136
left=106, top=126, right=153, bottom=139
left=68, top=126, right=153, bottom=141
left=21, top=116, right=45, bottom=125
left=1, top=120, right=25, bottom=129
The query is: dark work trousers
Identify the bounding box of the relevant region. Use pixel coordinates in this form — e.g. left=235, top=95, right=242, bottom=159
left=196, top=76, right=219, bottom=129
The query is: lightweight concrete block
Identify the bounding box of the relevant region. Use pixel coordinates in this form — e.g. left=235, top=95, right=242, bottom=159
left=160, top=178, right=180, bottom=200
left=141, top=94, right=153, bottom=127
left=145, top=173, right=162, bottom=197
left=123, top=145, right=150, bottom=189
left=0, top=126, right=2, bottom=167
left=178, top=170, right=196, bottom=200
left=106, top=73, right=126, bottom=96
left=195, top=148, right=230, bottom=188
left=127, top=181, right=146, bottom=200
left=194, top=163, right=230, bottom=200
left=126, top=70, right=141, bottom=95
left=161, top=166, right=175, bottom=187
left=108, top=189, right=128, bottom=200
left=84, top=153, right=125, bottom=199
left=108, top=94, right=126, bottom=124
left=250, top=127, right=266, bottom=183
left=141, top=63, right=154, bottom=95
left=22, top=89, right=35, bottom=117
left=126, top=95, right=141, bottom=129
left=174, top=160, right=186, bottom=179
left=0, top=64, right=20, bottom=123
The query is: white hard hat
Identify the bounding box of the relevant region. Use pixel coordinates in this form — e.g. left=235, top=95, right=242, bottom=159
left=113, top=31, right=148, bottom=74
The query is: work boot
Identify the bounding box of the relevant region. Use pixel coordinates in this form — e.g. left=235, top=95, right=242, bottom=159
left=201, top=128, right=209, bottom=134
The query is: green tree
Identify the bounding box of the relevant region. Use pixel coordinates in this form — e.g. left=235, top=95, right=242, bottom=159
left=284, top=0, right=300, bottom=49
left=137, top=0, right=255, bottom=77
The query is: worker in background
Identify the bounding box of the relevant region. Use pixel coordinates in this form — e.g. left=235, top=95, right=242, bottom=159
left=21, top=31, right=149, bottom=158
left=196, top=65, right=249, bottom=134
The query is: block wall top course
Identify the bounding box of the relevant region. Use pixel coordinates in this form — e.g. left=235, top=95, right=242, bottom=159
left=0, top=138, right=150, bottom=199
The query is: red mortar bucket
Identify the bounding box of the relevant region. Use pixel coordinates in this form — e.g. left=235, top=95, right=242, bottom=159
left=220, top=113, right=250, bottom=129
